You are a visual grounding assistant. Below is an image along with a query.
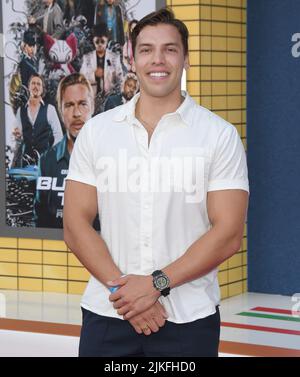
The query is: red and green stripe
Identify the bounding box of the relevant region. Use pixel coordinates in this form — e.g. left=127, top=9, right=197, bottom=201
left=237, top=311, right=300, bottom=323
left=221, top=306, right=300, bottom=336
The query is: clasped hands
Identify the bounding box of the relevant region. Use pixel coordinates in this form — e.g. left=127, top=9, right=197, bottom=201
left=107, top=274, right=168, bottom=336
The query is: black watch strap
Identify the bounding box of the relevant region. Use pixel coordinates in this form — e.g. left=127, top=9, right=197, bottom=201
left=152, top=270, right=161, bottom=278
left=152, top=270, right=170, bottom=297
left=160, top=287, right=170, bottom=297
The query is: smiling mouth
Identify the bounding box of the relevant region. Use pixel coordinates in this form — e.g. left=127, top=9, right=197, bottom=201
left=148, top=72, right=169, bottom=78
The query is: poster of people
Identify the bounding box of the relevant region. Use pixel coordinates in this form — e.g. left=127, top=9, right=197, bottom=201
left=2, top=0, right=162, bottom=232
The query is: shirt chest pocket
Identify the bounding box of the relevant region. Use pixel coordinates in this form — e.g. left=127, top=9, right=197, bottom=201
left=170, top=147, right=208, bottom=203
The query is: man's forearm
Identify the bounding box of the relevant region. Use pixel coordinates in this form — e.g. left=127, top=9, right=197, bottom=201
left=64, top=220, right=122, bottom=287
left=162, top=225, right=242, bottom=290
left=108, top=224, right=243, bottom=320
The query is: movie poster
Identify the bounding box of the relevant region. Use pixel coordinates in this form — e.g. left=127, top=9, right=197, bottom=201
left=1, top=0, right=162, bottom=234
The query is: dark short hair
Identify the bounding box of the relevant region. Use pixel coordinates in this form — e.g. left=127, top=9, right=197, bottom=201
left=128, top=19, right=138, bottom=37
left=131, top=7, right=189, bottom=57
left=23, top=30, right=36, bottom=46
left=92, top=22, right=108, bottom=38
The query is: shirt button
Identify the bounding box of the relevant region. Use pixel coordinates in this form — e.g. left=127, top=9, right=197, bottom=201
left=144, top=242, right=149, bottom=247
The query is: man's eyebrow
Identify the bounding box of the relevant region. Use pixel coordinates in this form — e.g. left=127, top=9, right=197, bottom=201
left=137, top=43, right=153, bottom=47
left=137, top=42, right=180, bottom=47
left=64, top=99, right=88, bottom=105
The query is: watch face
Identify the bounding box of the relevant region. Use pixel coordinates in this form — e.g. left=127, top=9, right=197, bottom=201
left=156, top=276, right=168, bottom=289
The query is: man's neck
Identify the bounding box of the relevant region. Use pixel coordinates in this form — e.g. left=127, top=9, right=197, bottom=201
left=96, top=50, right=105, bottom=58
left=24, top=52, right=34, bottom=60
left=29, top=97, right=41, bottom=107
left=67, top=134, right=75, bottom=155
left=136, top=89, right=184, bottom=126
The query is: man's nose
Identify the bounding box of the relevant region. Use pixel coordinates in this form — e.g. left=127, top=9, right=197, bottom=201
left=73, top=104, right=82, bottom=117
left=152, top=49, right=165, bottom=65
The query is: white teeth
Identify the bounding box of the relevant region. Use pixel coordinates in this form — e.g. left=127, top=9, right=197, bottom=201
left=149, top=72, right=168, bottom=77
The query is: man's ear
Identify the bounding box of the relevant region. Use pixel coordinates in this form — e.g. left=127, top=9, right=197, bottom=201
left=184, top=54, right=190, bottom=70
left=131, top=59, right=136, bottom=73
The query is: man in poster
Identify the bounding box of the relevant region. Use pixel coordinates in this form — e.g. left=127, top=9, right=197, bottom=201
left=104, top=72, right=138, bottom=110
left=36, top=0, right=64, bottom=39
left=12, top=73, right=63, bottom=167
left=80, top=23, right=109, bottom=97
left=19, top=31, right=38, bottom=89
left=94, top=0, right=125, bottom=46
left=34, top=73, right=96, bottom=228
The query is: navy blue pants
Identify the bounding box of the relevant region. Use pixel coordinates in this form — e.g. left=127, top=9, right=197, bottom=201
left=79, top=306, right=220, bottom=357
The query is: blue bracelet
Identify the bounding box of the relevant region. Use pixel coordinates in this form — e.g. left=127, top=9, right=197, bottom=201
left=108, top=274, right=126, bottom=293
left=108, top=286, right=119, bottom=293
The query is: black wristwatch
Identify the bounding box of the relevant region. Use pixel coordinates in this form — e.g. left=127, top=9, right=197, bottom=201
left=152, top=270, right=170, bottom=297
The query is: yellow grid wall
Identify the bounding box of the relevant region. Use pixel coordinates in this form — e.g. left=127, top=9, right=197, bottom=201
left=169, top=0, right=247, bottom=299
left=0, top=0, right=247, bottom=299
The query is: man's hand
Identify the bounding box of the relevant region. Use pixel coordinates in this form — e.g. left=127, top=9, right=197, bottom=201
left=108, top=274, right=160, bottom=320
left=129, top=301, right=168, bottom=336
left=12, top=127, right=22, bottom=141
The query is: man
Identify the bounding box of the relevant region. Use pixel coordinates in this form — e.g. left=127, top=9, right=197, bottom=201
left=30, top=0, right=64, bottom=39
left=80, top=23, right=109, bottom=97
left=34, top=73, right=97, bottom=228
left=13, top=73, right=63, bottom=167
left=19, top=31, right=38, bottom=89
left=94, top=0, right=125, bottom=46
left=64, top=8, right=249, bottom=357
left=104, top=72, right=138, bottom=111
left=123, top=19, right=138, bottom=72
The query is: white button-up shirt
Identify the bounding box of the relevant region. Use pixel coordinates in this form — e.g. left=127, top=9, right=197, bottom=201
left=66, top=92, right=249, bottom=323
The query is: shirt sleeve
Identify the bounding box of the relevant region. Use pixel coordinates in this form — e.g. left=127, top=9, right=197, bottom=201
left=14, top=108, right=22, bottom=129
left=47, top=104, right=63, bottom=145
left=208, top=125, right=249, bottom=193
left=66, top=121, right=97, bottom=187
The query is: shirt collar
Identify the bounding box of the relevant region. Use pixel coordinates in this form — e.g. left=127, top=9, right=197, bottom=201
left=23, top=52, right=37, bottom=61
left=113, top=91, right=196, bottom=127
left=56, top=134, right=69, bottom=162
left=26, top=98, right=45, bottom=107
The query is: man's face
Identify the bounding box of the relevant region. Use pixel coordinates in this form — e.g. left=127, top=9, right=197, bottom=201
left=132, top=24, right=188, bottom=100
left=29, top=76, right=43, bottom=99
left=24, top=43, right=36, bottom=58
left=123, top=78, right=137, bottom=101
left=61, top=84, right=93, bottom=139
left=93, top=35, right=108, bottom=54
